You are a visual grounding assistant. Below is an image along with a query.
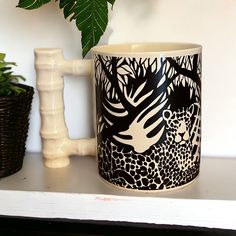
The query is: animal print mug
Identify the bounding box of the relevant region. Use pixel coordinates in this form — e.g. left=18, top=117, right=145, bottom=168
left=35, top=43, right=201, bottom=191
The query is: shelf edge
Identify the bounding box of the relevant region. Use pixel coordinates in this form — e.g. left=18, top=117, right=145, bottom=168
left=0, top=189, right=235, bottom=230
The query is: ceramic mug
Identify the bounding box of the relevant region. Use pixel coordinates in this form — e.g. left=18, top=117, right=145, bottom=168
left=35, top=43, right=202, bottom=191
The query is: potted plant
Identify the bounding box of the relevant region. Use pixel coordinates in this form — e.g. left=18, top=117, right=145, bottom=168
left=17, top=0, right=115, bottom=57
left=0, top=52, right=34, bottom=177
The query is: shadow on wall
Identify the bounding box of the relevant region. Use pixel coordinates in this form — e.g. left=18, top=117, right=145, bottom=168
left=121, top=0, right=160, bottom=18
left=12, top=1, right=83, bottom=57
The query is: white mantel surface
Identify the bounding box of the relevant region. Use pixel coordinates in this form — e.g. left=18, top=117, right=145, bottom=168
left=0, top=153, right=235, bottom=231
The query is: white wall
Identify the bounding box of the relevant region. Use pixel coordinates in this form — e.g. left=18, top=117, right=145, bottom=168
left=0, top=0, right=236, bottom=158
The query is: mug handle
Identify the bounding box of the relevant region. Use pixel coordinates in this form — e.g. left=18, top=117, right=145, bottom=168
left=35, top=48, right=96, bottom=168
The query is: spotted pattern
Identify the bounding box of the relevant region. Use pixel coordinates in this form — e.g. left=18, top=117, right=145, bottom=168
left=97, top=104, right=200, bottom=191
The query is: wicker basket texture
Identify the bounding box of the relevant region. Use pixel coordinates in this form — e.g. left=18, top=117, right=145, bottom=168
left=0, top=84, right=34, bottom=177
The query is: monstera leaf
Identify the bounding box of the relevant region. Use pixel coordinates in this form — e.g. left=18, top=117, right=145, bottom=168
left=17, top=0, right=115, bottom=57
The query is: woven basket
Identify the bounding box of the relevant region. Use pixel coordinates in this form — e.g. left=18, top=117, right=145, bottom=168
left=0, top=84, right=34, bottom=178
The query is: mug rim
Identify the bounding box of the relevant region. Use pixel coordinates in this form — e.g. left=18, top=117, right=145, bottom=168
left=92, top=42, right=202, bottom=57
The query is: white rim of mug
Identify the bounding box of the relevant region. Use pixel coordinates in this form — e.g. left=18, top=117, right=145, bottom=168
left=92, top=42, right=202, bottom=57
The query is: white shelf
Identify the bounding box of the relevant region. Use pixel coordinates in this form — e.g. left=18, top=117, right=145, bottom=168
left=0, top=153, right=236, bottom=230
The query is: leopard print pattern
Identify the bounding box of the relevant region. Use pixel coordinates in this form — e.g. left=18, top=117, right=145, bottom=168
left=97, top=104, right=200, bottom=190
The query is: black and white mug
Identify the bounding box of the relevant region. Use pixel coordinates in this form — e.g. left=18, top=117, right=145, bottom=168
left=93, top=43, right=201, bottom=191
left=36, top=43, right=202, bottom=191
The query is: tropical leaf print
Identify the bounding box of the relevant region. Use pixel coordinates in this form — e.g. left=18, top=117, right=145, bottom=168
left=95, top=54, right=201, bottom=153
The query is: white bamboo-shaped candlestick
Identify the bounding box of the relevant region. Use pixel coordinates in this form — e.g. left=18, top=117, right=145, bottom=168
left=35, top=48, right=96, bottom=168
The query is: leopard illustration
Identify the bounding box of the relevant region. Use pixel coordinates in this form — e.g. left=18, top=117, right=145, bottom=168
left=98, top=103, right=201, bottom=190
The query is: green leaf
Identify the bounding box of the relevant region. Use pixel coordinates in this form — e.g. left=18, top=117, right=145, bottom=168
left=17, top=0, right=52, bottom=9
left=0, top=53, right=6, bottom=61
left=58, top=0, right=76, bottom=18
left=18, top=0, right=109, bottom=57
left=0, top=53, right=26, bottom=96
left=58, top=0, right=108, bottom=57
left=72, top=0, right=108, bottom=57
